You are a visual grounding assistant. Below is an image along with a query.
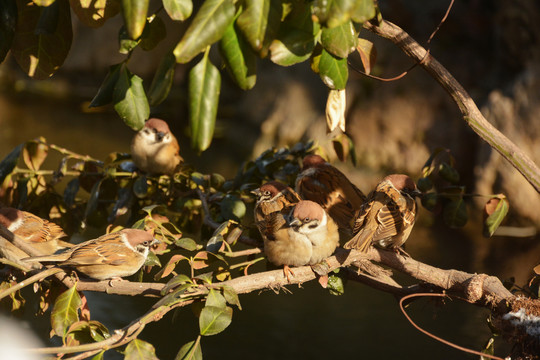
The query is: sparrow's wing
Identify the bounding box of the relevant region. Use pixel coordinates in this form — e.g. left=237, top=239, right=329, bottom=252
left=262, top=212, right=288, bottom=241
left=19, top=213, right=66, bottom=243
left=344, top=192, right=382, bottom=252
left=63, top=241, right=130, bottom=266
left=371, top=201, right=403, bottom=241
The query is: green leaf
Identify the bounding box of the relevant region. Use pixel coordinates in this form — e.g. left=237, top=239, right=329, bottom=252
left=124, top=339, right=158, bottom=360
left=121, top=0, right=149, bottom=39
left=199, top=305, right=233, bottom=336
left=90, top=351, right=105, bottom=360
left=438, top=162, right=460, bottom=183
left=175, top=237, right=198, bottom=251
left=483, top=195, right=509, bottom=237
left=236, top=0, right=281, bottom=55
left=11, top=0, right=72, bottom=79
left=140, top=15, right=166, bottom=51
left=327, top=272, right=345, bottom=295
left=205, top=289, right=226, bottom=309
left=119, top=25, right=140, bottom=54
left=351, top=0, right=376, bottom=24
left=132, top=175, right=148, bottom=198
left=63, top=178, right=80, bottom=206
left=219, top=194, right=246, bottom=221
left=89, top=63, right=123, bottom=108
left=318, top=48, right=348, bottom=89
left=189, top=50, right=221, bottom=152
left=0, top=0, right=17, bottom=63
left=0, top=143, right=23, bottom=184
left=221, top=285, right=241, bottom=310
left=443, top=198, right=468, bottom=228
left=175, top=337, right=202, bottom=360
left=326, top=0, right=356, bottom=28
left=219, top=17, right=257, bottom=90
left=113, top=66, right=149, bottom=130
left=161, top=273, right=192, bottom=295
left=148, top=52, right=176, bottom=106
left=144, top=251, right=161, bottom=267
left=69, top=0, right=120, bottom=28
left=163, top=0, right=192, bottom=21
left=173, top=0, right=235, bottom=63
left=269, top=29, right=316, bottom=66
left=321, top=21, right=357, bottom=58
left=51, top=286, right=82, bottom=337
left=421, top=192, right=438, bottom=212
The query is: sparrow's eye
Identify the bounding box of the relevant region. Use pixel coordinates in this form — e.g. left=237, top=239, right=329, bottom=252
left=143, top=129, right=151, bottom=134
left=142, top=241, right=150, bottom=246
left=264, top=191, right=271, bottom=196
left=304, top=217, right=310, bottom=222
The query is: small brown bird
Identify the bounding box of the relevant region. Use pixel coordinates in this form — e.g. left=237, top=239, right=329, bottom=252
left=262, top=200, right=339, bottom=281
left=295, top=154, right=366, bottom=233
left=0, top=208, right=72, bottom=262
left=130, top=118, right=183, bottom=175
left=24, top=229, right=158, bottom=280
left=344, top=174, right=420, bottom=253
left=252, top=181, right=301, bottom=240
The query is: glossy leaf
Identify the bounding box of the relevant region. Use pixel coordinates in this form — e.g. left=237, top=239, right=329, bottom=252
left=416, top=177, right=433, bottom=192
left=175, top=237, right=198, bottom=251
left=140, top=15, right=166, bottom=51
left=121, top=0, right=148, bottom=39
left=175, top=337, right=202, bottom=360
left=219, top=194, right=246, bottom=221
left=206, top=289, right=226, bottom=309
left=199, top=305, right=233, bottom=336
left=163, top=0, right=192, bottom=21
left=84, top=179, right=102, bottom=220
left=319, top=48, right=348, bottom=89
left=63, top=178, right=80, bottom=206
left=438, top=162, right=460, bottom=183
left=11, top=0, right=72, bottom=79
left=69, top=0, right=120, bottom=28
left=133, top=175, right=148, bottom=198
left=236, top=0, right=281, bottom=55
left=326, top=89, right=346, bottom=132
left=89, top=63, right=123, bottom=108
left=443, top=198, right=468, bottom=228
left=483, top=195, right=509, bottom=237
left=312, top=0, right=330, bottom=24
left=356, top=38, right=377, bottom=74
left=119, top=25, right=139, bottom=54
left=221, top=285, right=241, bottom=309
left=113, top=66, right=149, bottom=130
left=189, top=50, right=221, bottom=152
left=51, top=286, right=82, bottom=337
left=219, top=17, right=257, bottom=90
left=0, top=143, right=23, bottom=184
left=145, top=251, right=161, bottom=267
left=321, top=21, right=357, bottom=58
left=269, top=29, right=316, bottom=66
left=124, top=339, right=158, bottom=360
left=326, top=0, right=356, bottom=28
left=148, top=52, right=176, bottom=106
left=161, top=273, right=191, bottom=295
left=173, top=0, right=235, bottom=64
left=421, top=192, right=438, bottom=212
left=351, top=0, right=376, bottom=24
left=0, top=0, right=17, bottom=63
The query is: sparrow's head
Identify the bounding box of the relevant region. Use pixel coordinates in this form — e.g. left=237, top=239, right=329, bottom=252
left=252, top=181, right=287, bottom=202
left=301, top=154, right=327, bottom=170
left=0, top=207, right=20, bottom=227
left=122, top=229, right=159, bottom=255
left=384, top=174, right=422, bottom=197
left=289, top=200, right=326, bottom=231
left=141, top=118, right=173, bottom=144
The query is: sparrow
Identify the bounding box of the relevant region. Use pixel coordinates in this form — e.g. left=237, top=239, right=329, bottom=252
left=295, top=154, right=366, bottom=234
left=251, top=181, right=301, bottom=240
left=262, top=200, right=339, bottom=281
left=23, top=229, right=158, bottom=280
left=344, top=174, right=421, bottom=253
left=130, top=118, right=183, bottom=175
left=0, top=207, right=72, bottom=262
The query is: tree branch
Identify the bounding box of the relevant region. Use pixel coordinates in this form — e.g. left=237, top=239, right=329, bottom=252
left=364, top=19, right=540, bottom=193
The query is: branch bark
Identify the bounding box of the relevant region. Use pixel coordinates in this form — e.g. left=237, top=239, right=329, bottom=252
left=364, top=19, right=540, bottom=194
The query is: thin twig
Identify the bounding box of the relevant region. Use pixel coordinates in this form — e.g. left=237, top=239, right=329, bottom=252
left=0, top=267, right=64, bottom=300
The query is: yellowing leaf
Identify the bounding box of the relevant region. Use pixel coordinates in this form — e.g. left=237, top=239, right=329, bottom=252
left=356, top=38, right=376, bottom=74
left=326, top=89, right=346, bottom=132
left=483, top=195, right=509, bottom=238
left=121, top=0, right=149, bottom=39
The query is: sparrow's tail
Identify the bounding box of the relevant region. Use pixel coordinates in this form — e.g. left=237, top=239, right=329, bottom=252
left=343, top=229, right=373, bottom=253
left=22, top=255, right=62, bottom=263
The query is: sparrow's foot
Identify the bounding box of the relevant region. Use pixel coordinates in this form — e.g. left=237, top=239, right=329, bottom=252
left=395, top=247, right=411, bottom=258
left=107, top=277, right=124, bottom=287
left=283, top=265, right=295, bottom=283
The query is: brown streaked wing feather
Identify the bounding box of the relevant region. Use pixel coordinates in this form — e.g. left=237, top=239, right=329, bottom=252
left=262, top=212, right=288, bottom=241
left=340, top=179, right=366, bottom=208
left=372, top=202, right=402, bottom=242
left=63, top=234, right=128, bottom=266
left=344, top=194, right=383, bottom=251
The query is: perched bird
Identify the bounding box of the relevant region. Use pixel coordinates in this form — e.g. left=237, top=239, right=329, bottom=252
left=24, top=229, right=158, bottom=280
left=252, top=181, right=301, bottom=240
left=0, top=208, right=72, bottom=263
left=295, top=154, right=366, bottom=234
left=262, top=200, right=339, bottom=281
left=130, top=118, right=183, bottom=175
left=344, top=174, right=421, bottom=253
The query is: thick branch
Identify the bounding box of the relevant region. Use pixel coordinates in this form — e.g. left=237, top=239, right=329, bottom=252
left=364, top=19, right=540, bottom=193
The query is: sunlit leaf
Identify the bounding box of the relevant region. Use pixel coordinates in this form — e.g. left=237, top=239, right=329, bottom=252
left=144, top=251, right=161, bottom=267
left=326, top=89, right=346, bottom=132
left=148, top=52, right=176, bottom=106
left=219, top=16, right=257, bottom=90
left=69, top=0, right=120, bottom=28
left=189, top=50, right=221, bottom=152
left=89, top=63, right=123, bottom=108
left=121, top=0, right=148, bottom=39
left=175, top=337, right=202, bottom=360
left=351, top=0, right=376, bottom=24
left=51, top=286, right=82, bottom=337
left=0, top=0, right=17, bottom=63
left=483, top=195, right=509, bottom=237
left=0, top=143, right=23, bottom=184
left=113, top=66, right=149, bottom=130
left=319, top=48, right=348, bottom=89
left=326, top=0, right=356, bottom=28
left=118, top=25, right=139, bottom=54
left=220, top=194, right=246, bottom=221
left=161, top=273, right=192, bottom=295
left=221, top=285, right=241, bottom=310
left=157, top=254, right=187, bottom=279
left=199, top=305, right=233, bottom=336
left=443, top=198, right=468, bottom=228
left=173, top=0, right=235, bottom=63
left=124, top=339, right=158, bottom=360
left=236, top=0, right=281, bottom=55
left=23, top=138, right=48, bottom=171
left=11, top=0, right=72, bottom=79
left=163, top=0, right=192, bottom=21
left=327, top=272, right=345, bottom=296
left=356, top=38, right=377, bottom=74
left=206, top=289, right=226, bottom=309
left=140, top=15, right=166, bottom=51
left=321, top=21, right=357, bottom=58
left=33, top=0, right=55, bottom=5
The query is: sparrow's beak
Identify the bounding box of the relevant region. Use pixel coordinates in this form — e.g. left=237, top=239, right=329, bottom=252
left=251, top=189, right=261, bottom=197
left=411, top=189, right=423, bottom=198
left=151, top=238, right=160, bottom=246
left=289, top=218, right=302, bottom=228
